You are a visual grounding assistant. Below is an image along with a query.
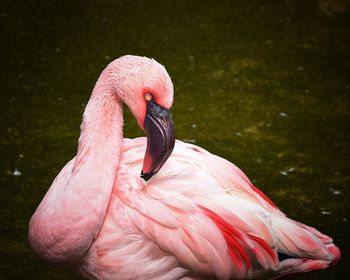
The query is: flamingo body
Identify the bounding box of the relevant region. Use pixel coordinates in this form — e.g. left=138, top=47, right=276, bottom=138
left=29, top=56, right=340, bottom=280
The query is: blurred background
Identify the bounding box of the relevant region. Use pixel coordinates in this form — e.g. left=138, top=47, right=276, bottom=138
left=1, top=0, right=349, bottom=279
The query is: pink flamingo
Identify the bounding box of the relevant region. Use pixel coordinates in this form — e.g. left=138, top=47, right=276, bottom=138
left=29, top=55, right=340, bottom=279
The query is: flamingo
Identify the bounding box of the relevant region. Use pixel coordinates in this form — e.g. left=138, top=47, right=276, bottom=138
left=29, top=55, right=340, bottom=280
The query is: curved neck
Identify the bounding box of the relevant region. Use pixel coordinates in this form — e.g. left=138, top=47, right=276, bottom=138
left=74, top=69, right=123, bottom=175
left=29, top=66, right=123, bottom=264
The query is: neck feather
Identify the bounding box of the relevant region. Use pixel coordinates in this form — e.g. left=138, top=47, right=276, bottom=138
left=29, top=66, right=124, bottom=264
left=74, top=70, right=123, bottom=174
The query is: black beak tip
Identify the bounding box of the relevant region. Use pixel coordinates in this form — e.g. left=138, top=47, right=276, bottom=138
left=141, top=170, right=154, bottom=181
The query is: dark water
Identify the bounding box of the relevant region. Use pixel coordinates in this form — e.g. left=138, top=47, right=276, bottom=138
left=1, top=0, right=349, bottom=279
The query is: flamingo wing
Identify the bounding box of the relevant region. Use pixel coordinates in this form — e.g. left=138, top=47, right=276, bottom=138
left=92, top=138, right=337, bottom=279
left=102, top=138, right=283, bottom=279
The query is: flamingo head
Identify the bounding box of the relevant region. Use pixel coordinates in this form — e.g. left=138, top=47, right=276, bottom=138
left=112, top=55, right=175, bottom=181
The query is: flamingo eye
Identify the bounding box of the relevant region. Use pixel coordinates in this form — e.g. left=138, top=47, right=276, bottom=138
left=144, top=93, right=154, bottom=102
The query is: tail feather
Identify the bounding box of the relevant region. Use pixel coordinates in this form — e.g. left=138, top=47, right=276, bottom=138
left=272, top=258, right=331, bottom=280
left=292, top=220, right=333, bottom=244
left=326, top=244, right=340, bottom=267
left=272, top=244, right=340, bottom=280
left=272, top=216, right=340, bottom=279
left=272, top=216, right=331, bottom=260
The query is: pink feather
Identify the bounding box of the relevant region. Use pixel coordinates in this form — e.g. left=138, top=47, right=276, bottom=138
left=29, top=55, right=340, bottom=280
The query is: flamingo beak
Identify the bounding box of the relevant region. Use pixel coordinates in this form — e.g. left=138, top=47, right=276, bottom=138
left=141, top=100, right=175, bottom=181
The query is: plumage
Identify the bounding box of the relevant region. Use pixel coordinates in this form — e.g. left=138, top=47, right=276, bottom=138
left=29, top=55, right=340, bottom=280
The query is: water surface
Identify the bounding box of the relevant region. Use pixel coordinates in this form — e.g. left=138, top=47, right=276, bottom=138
left=1, top=1, right=349, bottom=279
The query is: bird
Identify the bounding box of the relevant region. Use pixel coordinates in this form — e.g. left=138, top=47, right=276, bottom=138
left=29, top=55, right=340, bottom=280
